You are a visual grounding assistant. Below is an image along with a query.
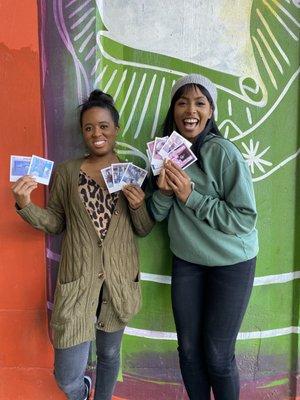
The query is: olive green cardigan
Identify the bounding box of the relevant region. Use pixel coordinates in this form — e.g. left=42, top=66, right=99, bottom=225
left=17, top=158, right=154, bottom=349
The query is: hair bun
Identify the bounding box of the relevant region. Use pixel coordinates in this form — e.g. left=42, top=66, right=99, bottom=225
left=88, top=89, right=114, bottom=105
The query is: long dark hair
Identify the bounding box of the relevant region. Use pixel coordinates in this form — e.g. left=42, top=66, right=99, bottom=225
left=163, top=83, right=223, bottom=170
left=79, top=89, right=119, bottom=127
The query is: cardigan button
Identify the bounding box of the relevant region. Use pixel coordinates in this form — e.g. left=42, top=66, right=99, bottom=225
left=102, top=299, right=108, bottom=304
left=97, top=239, right=102, bottom=247
left=114, top=209, right=119, bottom=215
left=98, top=321, right=105, bottom=328
left=98, top=272, right=104, bottom=279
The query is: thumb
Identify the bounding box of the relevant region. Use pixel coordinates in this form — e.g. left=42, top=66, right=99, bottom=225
left=158, top=168, right=165, bottom=185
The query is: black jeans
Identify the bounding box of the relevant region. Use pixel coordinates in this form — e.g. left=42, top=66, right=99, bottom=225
left=171, top=255, right=256, bottom=400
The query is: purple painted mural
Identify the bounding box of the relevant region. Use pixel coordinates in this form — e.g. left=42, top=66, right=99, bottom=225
left=38, top=1, right=299, bottom=399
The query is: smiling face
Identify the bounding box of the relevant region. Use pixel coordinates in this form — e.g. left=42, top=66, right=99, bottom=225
left=81, top=107, right=119, bottom=157
left=173, top=85, right=213, bottom=142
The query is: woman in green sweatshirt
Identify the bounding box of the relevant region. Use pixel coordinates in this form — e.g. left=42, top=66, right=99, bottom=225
left=149, top=74, right=258, bottom=400
left=12, top=90, right=154, bottom=400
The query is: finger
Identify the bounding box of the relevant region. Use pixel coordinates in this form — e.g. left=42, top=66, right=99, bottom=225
left=124, top=184, right=143, bottom=195
left=13, top=187, right=37, bottom=201
left=124, top=194, right=142, bottom=209
left=12, top=181, right=37, bottom=195
left=157, top=168, right=166, bottom=186
left=124, top=192, right=137, bottom=203
left=12, top=176, right=37, bottom=190
left=165, top=165, right=185, bottom=182
left=165, top=161, right=187, bottom=178
left=123, top=186, right=142, bottom=200
left=165, top=169, right=184, bottom=188
left=123, top=186, right=144, bottom=201
left=165, top=175, right=180, bottom=192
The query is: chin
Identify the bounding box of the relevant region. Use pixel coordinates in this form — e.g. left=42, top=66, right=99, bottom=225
left=90, top=148, right=108, bottom=156
left=182, top=131, right=198, bottom=141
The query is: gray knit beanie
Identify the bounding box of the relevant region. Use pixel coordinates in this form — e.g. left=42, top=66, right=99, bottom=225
left=171, top=73, right=217, bottom=106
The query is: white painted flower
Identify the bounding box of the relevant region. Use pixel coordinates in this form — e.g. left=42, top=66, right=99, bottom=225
left=241, top=139, right=273, bottom=174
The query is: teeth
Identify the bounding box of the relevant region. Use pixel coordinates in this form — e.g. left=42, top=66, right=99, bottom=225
left=94, top=140, right=105, bottom=145
left=184, top=118, right=198, bottom=123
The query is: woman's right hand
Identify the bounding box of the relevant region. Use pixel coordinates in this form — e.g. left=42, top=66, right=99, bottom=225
left=11, top=175, right=38, bottom=209
left=157, top=165, right=173, bottom=196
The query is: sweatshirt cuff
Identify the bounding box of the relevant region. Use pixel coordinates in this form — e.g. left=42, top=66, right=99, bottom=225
left=152, top=190, right=174, bottom=207
left=185, top=189, right=205, bottom=210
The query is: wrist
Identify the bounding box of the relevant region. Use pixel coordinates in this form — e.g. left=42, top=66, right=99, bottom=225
left=129, top=201, right=144, bottom=210
left=16, top=200, right=30, bottom=210
left=159, top=189, right=173, bottom=197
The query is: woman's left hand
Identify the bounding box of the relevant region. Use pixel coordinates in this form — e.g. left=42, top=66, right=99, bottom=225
left=122, top=185, right=145, bottom=209
left=164, top=160, right=192, bottom=203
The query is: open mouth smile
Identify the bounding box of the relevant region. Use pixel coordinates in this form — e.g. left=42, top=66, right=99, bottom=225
left=93, top=139, right=107, bottom=148
left=183, top=118, right=199, bottom=129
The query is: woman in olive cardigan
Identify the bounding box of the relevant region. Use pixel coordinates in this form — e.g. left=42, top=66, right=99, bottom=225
left=12, top=90, right=154, bottom=400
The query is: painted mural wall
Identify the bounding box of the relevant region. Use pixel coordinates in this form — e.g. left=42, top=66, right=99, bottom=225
left=39, top=1, right=299, bottom=399
left=0, top=1, right=66, bottom=399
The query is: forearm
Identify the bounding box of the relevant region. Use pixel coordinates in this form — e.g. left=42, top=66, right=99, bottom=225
left=147, top=190, right=174, bottom=222
left=185, top=189, right=257, bottom=235
left=17, top=202, right=65, bottom=234
left=130, top=201, right=155, bottom=237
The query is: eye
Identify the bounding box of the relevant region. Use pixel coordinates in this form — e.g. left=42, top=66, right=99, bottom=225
left=177, top=100, right=187, bottom=106
left=100, top=124, right=108, bottom=129
left=196, top=101, right=205, bottom=106
left=84, top=125, right=93, bottom=132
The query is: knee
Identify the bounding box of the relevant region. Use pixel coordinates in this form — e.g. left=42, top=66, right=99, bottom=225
left=204, top=341, right=236, bottom=377
left=97, top=344, right=120, bottom=364
left=177, top=342, right=202, bottom=365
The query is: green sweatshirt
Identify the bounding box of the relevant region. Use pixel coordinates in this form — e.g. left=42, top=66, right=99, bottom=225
left=149, top=134, right=258, bottom=266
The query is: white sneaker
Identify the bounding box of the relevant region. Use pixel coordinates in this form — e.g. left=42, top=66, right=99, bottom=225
left=83, top=375, right=92, bottom=400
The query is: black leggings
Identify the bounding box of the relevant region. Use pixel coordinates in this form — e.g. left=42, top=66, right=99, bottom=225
left=171, top=255, right=256, bottom=400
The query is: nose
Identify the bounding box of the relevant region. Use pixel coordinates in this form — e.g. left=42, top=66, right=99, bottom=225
left=92, top=126, right=101, bottom=137
left=186, top=104, right=196, bottom=115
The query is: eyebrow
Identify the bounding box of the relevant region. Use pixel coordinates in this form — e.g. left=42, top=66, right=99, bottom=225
left=178, top=95, right=207, bottom=100
left=83, top=120, right=110, bottom=127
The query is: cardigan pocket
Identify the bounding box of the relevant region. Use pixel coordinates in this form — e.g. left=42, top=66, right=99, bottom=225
left=110, top=275, right=142, bottom=324
left=51, top=276, right=85, bottom=325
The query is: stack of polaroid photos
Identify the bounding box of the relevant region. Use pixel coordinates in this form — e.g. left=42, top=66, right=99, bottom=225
left=101, top=163, right=148, bottom=194
left=10, top=155, right=54, bottom=185
left=146, top=131, right=197, bottom=176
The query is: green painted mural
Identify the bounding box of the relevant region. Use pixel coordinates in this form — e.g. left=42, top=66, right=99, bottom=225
left=39, top=0, right=299, bottom=398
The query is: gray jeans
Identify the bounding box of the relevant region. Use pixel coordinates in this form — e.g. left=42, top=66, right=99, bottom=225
left=54, top=328, right=124, bottom=400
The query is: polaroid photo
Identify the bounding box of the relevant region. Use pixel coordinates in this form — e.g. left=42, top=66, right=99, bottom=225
left=151, top=136, right=169, bottom=175
left=27, top=155, right=54, bottom=185
left=146, top=140, right=155, bottom=160
left=159, top=131, right=192, bottom=159
left=101, top=166, right=115, bottom=193
left=120, top=164, right=148, bottom=187
left=112, top=163, right=131, bottom=191
left=167, top=143, right=197, bottom=170
left=10, top=155, right=32, bottom=182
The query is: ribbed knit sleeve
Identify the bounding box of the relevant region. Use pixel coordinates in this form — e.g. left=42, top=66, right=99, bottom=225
left=17, top=169, right=66, bottom=234
left=129, top=201, right=155, bottom=236
left=185, top=159, right=257, bottom=235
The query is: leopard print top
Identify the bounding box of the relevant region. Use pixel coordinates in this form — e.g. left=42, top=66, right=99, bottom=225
left=79, top=170, right=119, bottom=241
